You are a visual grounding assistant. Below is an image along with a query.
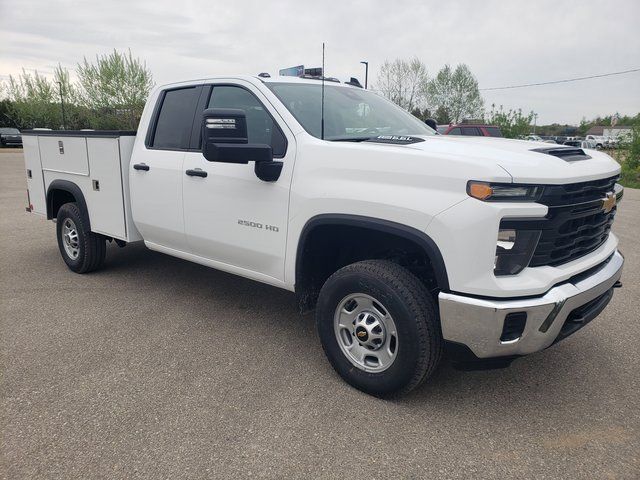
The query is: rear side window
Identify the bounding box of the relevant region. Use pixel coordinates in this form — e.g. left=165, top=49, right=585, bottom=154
left=486, top=127, right=503, bottom=137
left=448, top=127, right=461, bottom=135
left=151, top=87, right=201, bottom=149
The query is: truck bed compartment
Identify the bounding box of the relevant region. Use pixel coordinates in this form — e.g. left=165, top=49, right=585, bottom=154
left=22, top=130, right=142, bottom=243
left=39, top=136, right=89, bottom=175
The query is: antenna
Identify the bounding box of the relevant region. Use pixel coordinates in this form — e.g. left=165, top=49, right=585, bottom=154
left=321, top=42, right=325, bottom=140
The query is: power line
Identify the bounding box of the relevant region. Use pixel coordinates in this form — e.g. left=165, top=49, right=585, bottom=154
left=480, top=68, right=640, bottom=91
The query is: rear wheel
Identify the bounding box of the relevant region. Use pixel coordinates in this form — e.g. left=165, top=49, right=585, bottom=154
left=56, top=202, right=106, bottom=273
left=316, top=260, right=442, bottom=398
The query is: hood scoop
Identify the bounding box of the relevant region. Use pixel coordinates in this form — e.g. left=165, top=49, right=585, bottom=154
left=531, top=147, right=591, bottom=162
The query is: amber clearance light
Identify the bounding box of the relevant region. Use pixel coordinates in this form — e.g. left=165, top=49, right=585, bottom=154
left=468, top=182, right=493, bottom=200
left=467, top=181, right=544, bottom=202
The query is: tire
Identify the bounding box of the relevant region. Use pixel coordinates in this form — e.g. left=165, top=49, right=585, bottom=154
left=56, top=202, right=106, bottom=273
left=316, top=260, right=443, bottom=398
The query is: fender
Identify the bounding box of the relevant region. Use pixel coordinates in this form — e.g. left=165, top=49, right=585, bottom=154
left=296, top=214, right=450, bottom=291
left=46, top=179, right=91, bottom=229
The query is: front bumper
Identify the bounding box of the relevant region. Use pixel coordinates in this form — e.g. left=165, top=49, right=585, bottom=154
left=438, top=250, right=623, bottom=360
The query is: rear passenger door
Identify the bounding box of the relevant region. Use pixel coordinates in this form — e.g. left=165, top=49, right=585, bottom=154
left=181, top=81, right=295, bottom=284
left=130, top=84, right=202, bottom=251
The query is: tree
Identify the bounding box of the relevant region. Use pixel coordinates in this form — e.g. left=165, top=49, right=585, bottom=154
left=6, top=69, right=60, bottom=128
left=4, top=66, right=92, bottom=129
left=2, top=50, right=153, bottom=130
left=0, top=82, right=15, bottom=127
left=434, top=105, right=451, bottom=125
left=486, top=104, right=535, bottom=139
left=376, top=57, right=428, bottom=112
left=76, top=49, right=154, bottom=129
left=426, top=64, right=484, bottom=124
left=410, top=107, right=432, bottom=121
left=621, top=118, right=640, bottom=188
left=576, top=112, right=639, bottom=138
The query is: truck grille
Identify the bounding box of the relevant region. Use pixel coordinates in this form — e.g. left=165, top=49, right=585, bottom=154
left=528, top=176, right=619, bottom=267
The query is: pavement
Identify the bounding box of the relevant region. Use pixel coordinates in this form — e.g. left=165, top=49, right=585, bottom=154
left=1, top=149, right=639, bottom=479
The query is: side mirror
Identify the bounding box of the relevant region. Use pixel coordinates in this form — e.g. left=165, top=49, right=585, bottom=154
left=201, top=108, right=283, bottom=181
left=424, top=118, right=438, bottom=131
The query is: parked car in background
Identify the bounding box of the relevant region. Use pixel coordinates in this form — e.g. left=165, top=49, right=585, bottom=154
left=439, top=124, right=503, bottom=137
left=585, top=135, right=609, bottom=149
left=524, top=134, right=543, bottom=142
left=564, top=139, right=594, bottom=149
left=0, top=128, right=22, bottom=147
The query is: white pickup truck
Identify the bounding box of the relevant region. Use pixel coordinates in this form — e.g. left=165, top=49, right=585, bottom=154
left=585, top=135, right=611, bottom=149
left=23, top=75, right=624, bottom=397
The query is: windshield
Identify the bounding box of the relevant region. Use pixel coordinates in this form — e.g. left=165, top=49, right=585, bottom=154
left=0, top=128, right=20, bottom=134
left=267, top=82, right=435, bottom=141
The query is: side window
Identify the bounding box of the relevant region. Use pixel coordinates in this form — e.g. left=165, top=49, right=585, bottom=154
left=486, top=127, right=502, bottom=137
left=151, top=87, right=201, bottom=149
left=461, top=127, right=481, bottom=136
left=448, top=128, right=461, bottom=135
left=207, top=86, right=286, bottom=157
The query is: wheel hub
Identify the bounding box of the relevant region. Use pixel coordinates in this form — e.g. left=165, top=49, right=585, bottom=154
left=334, top=293, right=398, bottom=372
left=353, top=311, right=386, bottom=350
left=62, top=218, right=80, bottom=260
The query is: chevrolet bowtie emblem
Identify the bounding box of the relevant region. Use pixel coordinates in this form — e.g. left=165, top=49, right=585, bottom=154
left=602, top=192, right=617, bottom=213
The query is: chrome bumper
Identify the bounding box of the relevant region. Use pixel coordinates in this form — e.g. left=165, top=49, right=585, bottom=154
left=438, top=250, right=624, bottom=359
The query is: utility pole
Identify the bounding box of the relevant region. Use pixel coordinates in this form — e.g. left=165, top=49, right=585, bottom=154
left=56, top=81, right=67, bottom=130
left=533, top=113, right=538, bottom=134
left=360, top=61, right=368, bottom=89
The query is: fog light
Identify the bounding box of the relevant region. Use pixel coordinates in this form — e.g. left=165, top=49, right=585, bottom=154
left=497, top=229, right=517, bottom=250
left=494, top=229, right=541, bottom=276
left=500, top=312, right=527, bottom=342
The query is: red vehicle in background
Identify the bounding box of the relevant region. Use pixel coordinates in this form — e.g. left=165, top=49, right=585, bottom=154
left=437, top=123, right=503, bottom=137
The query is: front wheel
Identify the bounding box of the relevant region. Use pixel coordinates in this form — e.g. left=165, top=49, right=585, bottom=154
left=56, top=202, right=106, bottom=273
left=316, top=260, right=443, bottom=398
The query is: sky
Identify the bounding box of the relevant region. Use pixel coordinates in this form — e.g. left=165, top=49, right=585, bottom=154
left=1, top=0, right=639, bottom=125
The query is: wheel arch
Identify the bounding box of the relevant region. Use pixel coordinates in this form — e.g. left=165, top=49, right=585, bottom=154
left=46, top=180, right=91, bottom=229
left=295, top=214, right=450, bottom=310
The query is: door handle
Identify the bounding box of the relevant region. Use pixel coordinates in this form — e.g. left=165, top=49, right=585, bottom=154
left=185, top=168, right=208, bottom=178
left=133, top=163, right=150, bottom=171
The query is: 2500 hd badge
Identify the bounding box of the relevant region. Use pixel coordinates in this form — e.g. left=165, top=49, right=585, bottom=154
left=238, top=219, right=279, bottom=232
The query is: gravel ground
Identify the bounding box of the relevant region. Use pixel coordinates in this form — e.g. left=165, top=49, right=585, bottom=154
left=1, top=150, right=639, bottom=479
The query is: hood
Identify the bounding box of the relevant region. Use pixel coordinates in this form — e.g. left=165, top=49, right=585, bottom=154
left=399, top=135, right=621, bottom=184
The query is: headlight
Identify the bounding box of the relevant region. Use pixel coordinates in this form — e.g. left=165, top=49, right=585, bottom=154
left=467, top=181, right=544, bottom=202
left=494, top=228, right=541, bottom=276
